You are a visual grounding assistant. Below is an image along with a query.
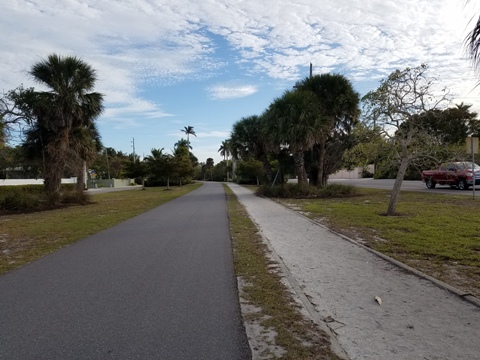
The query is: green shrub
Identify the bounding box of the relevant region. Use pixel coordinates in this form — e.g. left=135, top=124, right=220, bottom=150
left=0, top=185, right=45, bottom=196
left=257, top=183, right=358, bottom=199
left=1, top=192, right=42, bottom=211
left=0, top=183, right=90, bottom=211
left=318, top=183, right=358, bottom=197
left=61, top=190, right=91, bottom=205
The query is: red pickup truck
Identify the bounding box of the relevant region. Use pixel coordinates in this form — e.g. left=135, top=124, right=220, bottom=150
left=421, top=162, right=480, bottom=190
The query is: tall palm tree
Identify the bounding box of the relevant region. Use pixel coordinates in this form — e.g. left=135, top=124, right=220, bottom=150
left=29, top=54, right=103, bottom=202
left=180, top=126, right=196, bottom=155
left=264, top=89, right=324, bottom=185
left=295, top=74, right=360, bottom=186
left=218, top=139, right=231, bottom=180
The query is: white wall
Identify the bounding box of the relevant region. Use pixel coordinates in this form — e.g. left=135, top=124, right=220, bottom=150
left=0, top=178, right=77, bottom=186
left=328, top=165, right=375, bottom=180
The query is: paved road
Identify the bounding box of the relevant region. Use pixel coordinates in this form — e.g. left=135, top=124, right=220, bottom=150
left=0, top=182, right=251, bottom=360
left=228, top=183, right=480, bottom=360
left=330, top=178, right=480, bottom=196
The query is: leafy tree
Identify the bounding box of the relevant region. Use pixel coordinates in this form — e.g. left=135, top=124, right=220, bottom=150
left=206, top=157, right=214, bottom=180
left=0, top=86, right=36, bottom=146
left=295, top=73, right=360, bottom=187
left=174, top=138, right=198, bottom=168
left=0, top=145, right=39, bottom=179
left=342, top=122, right=396, bottom=179
left=161, top=154, right=177, bottom=189
left=173, top=145, right=195, bottom=185
left=106, top=150, right=130, bottom=179
left=416, top=103, right=479, bottom=145
left=263, top=89, right=324, bottom=185
left=236, top=158, right=266, bottom=185
left=27, top=54, right=104, bottom=202
left=362, top=64, right=450, bottom=215
left=125, top=157, right=147, bottom=189
left=92, top=147, right=120, bottom=180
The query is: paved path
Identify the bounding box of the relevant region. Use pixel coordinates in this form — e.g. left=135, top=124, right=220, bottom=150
left=0, top=182, right=251, bottom=360
left=228, top=183, right=480, bottom=360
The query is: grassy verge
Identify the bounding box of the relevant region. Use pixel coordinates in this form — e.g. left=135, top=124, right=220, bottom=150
left=277, top=188, right=480, bottom=298
left=225, top=185, right=342, bottom=360
left=0, top=183, right=201, bottom=274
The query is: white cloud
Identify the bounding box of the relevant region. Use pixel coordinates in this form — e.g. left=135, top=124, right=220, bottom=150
left=3, top=0, right=480, bottom=146
left=207, top=83, right=258, bottom=100
left=195, top=130, right=231, bottom=138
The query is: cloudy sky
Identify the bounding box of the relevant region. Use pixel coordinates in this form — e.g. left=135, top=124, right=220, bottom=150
left=2, top=0, right=480, bottom=163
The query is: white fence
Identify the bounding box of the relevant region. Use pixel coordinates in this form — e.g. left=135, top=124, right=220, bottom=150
left=0, top=178, right=77, bottom=186
left=0, top=178, right=134, bottom=188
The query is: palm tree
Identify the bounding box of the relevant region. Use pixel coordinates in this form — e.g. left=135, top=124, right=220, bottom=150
left=467, top=11, right=480, bottom=70
left=174, top=138, right=192, bottom=151
left=68, top=121, right=103, bottom=192
left=230, top=115, right=272, bottom=182
left=180, top=126, right=196, bottom=155
left=264, top=89, right=324, bottom=185
left=295, top=74, right=360, bottom=186
left=29, top=54, right=103, bottom=202
left=218, top=139, right=231, bottom=180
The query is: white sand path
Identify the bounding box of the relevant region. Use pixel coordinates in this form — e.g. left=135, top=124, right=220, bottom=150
left=228, top=183, right=480, bottom=360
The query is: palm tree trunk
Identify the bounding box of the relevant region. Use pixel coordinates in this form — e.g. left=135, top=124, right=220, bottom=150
left=259, top=153, right=273, bottom=183
left=293, top=152, right=308, bottom=185
left=44, top=128, right=69, bottom=203
left=75, top=161, right=86, bottom=192
left=317, top=137, right=327, bottom=187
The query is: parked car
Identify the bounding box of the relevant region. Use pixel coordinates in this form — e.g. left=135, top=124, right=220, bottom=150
left=421, top=162, right=480, bottom=190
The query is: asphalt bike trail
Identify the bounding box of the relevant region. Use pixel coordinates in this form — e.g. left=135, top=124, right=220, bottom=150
left=0, top=182, right=251, bottom=360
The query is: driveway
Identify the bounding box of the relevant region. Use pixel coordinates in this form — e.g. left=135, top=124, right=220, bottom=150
left=228, top=183, right=480, bottom=360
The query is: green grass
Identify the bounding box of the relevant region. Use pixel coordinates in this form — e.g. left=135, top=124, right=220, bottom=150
left=225, top=185, right=342, bottom=360
left=278, top=188, right=480, bottom=297
left=0, top=184, right=201, bottom=274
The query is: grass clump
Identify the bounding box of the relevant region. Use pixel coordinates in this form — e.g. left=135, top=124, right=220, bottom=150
left=257, top=183, right=358, bottom=199
left=225, top=185, right=342, bottom=360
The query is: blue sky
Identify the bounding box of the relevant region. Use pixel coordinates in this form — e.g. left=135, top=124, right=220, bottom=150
left=1, top=0, right=480, bottom=163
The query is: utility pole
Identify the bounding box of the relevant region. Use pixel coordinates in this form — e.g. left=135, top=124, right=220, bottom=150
left=105, top=149, right=110, bottom=179
left=310, top=62, right=313, bottom=79
left=131, top=137, right=136, bottom=162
